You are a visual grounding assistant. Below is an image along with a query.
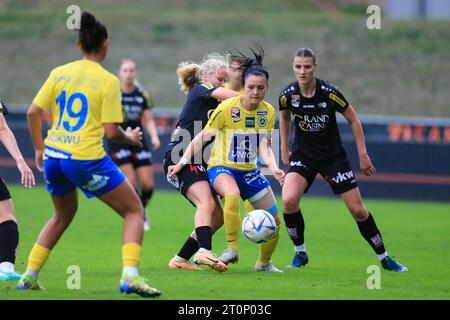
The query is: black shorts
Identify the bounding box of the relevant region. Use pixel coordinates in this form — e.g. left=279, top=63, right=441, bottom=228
left=0, top=178, right=12, bottom=201
left=108, top=141, right=152, bottom=168
left=288, top=153, right=358, bottom=194
left=163, top=150, right=209, bottom=203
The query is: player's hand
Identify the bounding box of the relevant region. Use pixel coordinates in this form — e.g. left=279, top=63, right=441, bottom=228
left=360, top=153, right=376, bottom=176
left=151, top=136, right=160, bottom=150
left=281, top=150, right=291, bottom=167
left=168, top=163, right=184, bottom=178
left=34, top=150, right=44, bottom=173
left=17, top=158, right=35, bottom=188
left=272, top=167, right=285, bottom=186
left=125, top=127, right=143, bottom=148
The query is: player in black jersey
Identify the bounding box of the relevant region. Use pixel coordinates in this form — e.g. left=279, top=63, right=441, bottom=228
left=107, top=59, right=160, bottom=231
left=0, top=100, right=35, bottom=281
left=164, top=53, right=239, bottom=271
left=279, top=48, right=407, bottom=272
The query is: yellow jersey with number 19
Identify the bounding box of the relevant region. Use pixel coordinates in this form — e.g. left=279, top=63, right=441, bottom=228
left=33, top=59, right=123, bottom=160
left=205, top=96, right=275, bottom=171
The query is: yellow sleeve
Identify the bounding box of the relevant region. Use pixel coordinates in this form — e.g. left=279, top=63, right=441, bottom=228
left=101, top=78, right=124, bottom=123
left=263, top=105, right=276, bottom=144
left=204, top=105, right=226, bottom=134
left=268, top=108, right=275, bottom=131
left=143, top=90, right=154, bottom=109
left=32, top=70, right=55, bottom=110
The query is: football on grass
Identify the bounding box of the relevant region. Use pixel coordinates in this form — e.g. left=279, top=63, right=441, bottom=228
left=242, top=209, right=276, bottom=243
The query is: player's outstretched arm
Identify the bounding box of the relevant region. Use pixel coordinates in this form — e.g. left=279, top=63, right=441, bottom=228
left=279, top=109, right=292, bottom=167
left=342, top=105, right=376, bottom=176
left=104, top=123, right=143, bottom=148
left=143, top=109, right=160, bottom=150
left=168, top=129, right=213, bottom=177
left=0, top=112, right=35, bottom=187
left=259, top=136, right=285, bottom=185
left=27, top=103, right=46, bottom=173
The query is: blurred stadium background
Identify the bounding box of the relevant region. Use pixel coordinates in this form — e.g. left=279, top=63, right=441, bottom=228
left=0, top=0, right=449, bottom=201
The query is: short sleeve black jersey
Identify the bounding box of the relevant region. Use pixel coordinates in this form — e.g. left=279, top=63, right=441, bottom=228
left=120, top=87, right=153, bottom=130
left=0, top=100, right=9, bottom=116
left=166, top=82, right=219, bottom=153
left=279, top=78, right=350, bottom=161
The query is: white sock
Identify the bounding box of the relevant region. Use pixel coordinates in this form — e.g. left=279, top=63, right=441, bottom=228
left=174, top=255, right=188, bottom=262
left=122, top=266, right=139, bottom=277
left=25, top=269, right=39, bottom=279
left=377, top=251, right=388, bottom=261
left=0, top=262, right=15, bottom=273
left=294, top=244, right=306, bottom=253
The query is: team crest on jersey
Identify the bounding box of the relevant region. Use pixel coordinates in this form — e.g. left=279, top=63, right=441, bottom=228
left=231, top=107, right=241, bottom=122
left=291, top=95, right=300, bottom=108
left=258, top=115, right=267, bottom=127
left=318, top=102, right=327, bottom=109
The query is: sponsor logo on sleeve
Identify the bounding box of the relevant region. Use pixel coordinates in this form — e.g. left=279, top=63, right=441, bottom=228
left=279, top=95, right=287, bottom=109
left=329, top=93, right=346, bottom=107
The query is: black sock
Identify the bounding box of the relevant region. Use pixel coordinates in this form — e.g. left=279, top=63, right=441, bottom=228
left=357, top=212, right=386, bottom=255
left=195, top=226, right=212, bottom=251
left=283, top=211, right=305, bottom=246
left=177, top=236, right=199, bottom=260
left=0, top=220, right=19, bottom=264
left=140, top=188, right=154, bottom=208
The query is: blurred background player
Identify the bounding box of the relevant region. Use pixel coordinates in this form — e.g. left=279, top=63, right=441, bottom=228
left=107, top=58, right=160, bottom=231
left=279, top=47, right=408, bottom=272
left=18, top=12, right=161, bottom=297
left=0, top=99, right=35, bottom=281
left=169, top=46, right=285, bottom=272
left=164, top=53, right=239, bottom=271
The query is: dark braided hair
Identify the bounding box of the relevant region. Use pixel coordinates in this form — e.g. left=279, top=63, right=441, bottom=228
left=229, top=44, right=269, bottom=86
left=78, top=12, right=108, bottom=53
left=293, top=47, right=316, bottom=64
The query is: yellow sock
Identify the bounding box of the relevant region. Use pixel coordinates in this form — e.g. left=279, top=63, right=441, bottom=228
left=243, top=200, right=254, bottom=214
left=122, top=242, right=142, bottom=268
left=27, top=243, right=51, bottom=273
left=258, top=225, right=281, bottom=266
left=223, top=193, right=241, bottom=250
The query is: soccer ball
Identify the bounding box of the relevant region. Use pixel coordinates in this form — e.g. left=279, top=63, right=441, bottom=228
left=242, top=209, right=276, bottom=244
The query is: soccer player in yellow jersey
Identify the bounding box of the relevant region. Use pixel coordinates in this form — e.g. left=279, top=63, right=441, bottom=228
left=170, top=47, right=285, bottom=272
left=17, top=12, right=161, bottom=297
left=225, top=54, right=255, bottom=216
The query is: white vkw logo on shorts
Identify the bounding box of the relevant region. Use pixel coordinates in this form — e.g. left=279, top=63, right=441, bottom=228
left=332, top=171, right=354, bottom=184
left=290, top=161, right=307, bottom=168
left=82, top=175, right=110, bottom=192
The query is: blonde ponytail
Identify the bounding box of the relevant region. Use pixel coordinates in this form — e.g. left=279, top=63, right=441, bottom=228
left=177, top=62, right=200, bottom=94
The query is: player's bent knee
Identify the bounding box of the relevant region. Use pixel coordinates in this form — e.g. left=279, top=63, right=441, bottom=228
left=282, top=195, right=299, bottom=212
left=350, top=206, right=368, bottom=221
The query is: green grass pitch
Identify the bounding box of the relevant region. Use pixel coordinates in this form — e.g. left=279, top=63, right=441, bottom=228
left=1, top=186, right=449, bottom=300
